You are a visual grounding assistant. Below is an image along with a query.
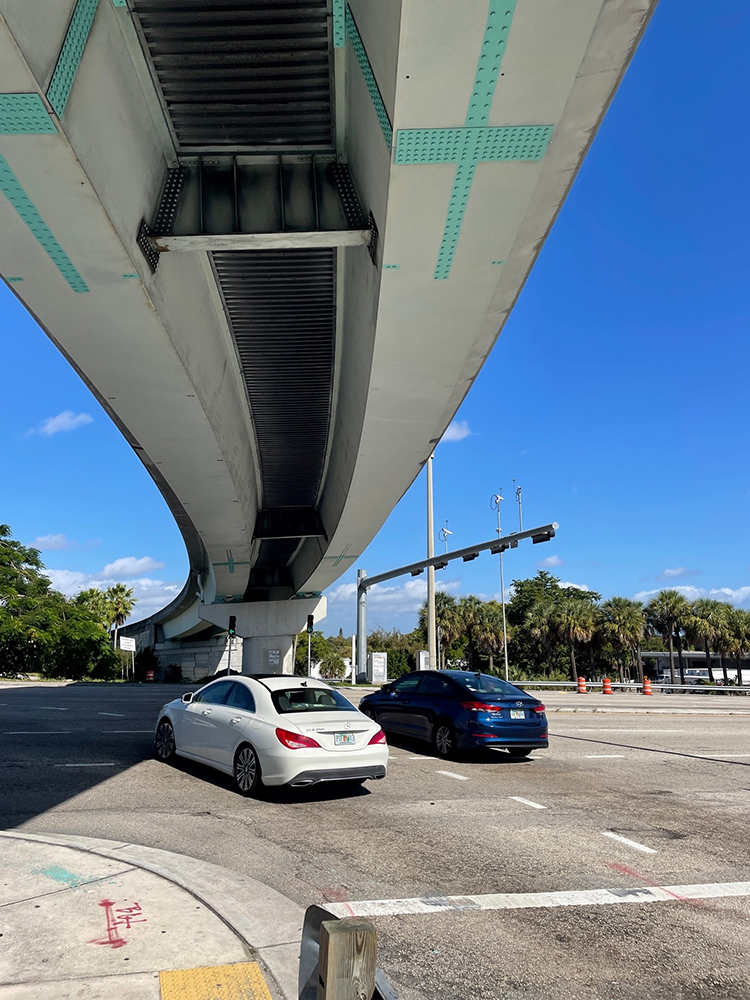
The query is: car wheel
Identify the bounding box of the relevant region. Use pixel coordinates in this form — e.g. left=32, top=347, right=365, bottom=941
left=361, top=707, right=377, bottom=722
left=234, top=744, right=261, bottom=796
left=506, top=747, right=533, bottom=758
left=433, top=721, right=455, bottom=759
left=154, top=719, right=176, bottom=762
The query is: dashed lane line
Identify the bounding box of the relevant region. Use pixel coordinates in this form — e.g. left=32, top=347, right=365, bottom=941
left=104, top=730, right=153, bottom=734
left=509, top=796, right=547, bottom=809
left=323, top=881, right=750, bottom=918
left=98, top=712, right=126, bottom=717
left=41, top=707, right=68, bottom=711
left=4, top=731, right=73, bottom=735
left=54, top=763, right=116, bottom=768
left=436, top=770, right=469, bottom=781
left=601, top=832, right=657, bottom=854
left=586, top=754, right=626, bottom=758
left=571, top=728, right=686, bottom=733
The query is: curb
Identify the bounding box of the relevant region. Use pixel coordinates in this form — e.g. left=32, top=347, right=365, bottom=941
left=0, top=831, right=305, bottom=1000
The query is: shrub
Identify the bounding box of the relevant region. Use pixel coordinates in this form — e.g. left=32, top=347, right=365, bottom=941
left=319, top=654, right=346, bottom=680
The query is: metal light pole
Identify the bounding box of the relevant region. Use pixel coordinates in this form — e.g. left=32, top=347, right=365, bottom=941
left=426, top=454, right=437, bottom=669
left=356, top=568, right=367, bottom=682
left=490, top=493, right=510, bottom=682
left=513, top=479, right=523, bottom=532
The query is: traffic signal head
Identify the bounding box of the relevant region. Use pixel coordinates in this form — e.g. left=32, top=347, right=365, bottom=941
left=228, top=615, right=236, bottom=636
left=306, top=614, right=314, bottom=634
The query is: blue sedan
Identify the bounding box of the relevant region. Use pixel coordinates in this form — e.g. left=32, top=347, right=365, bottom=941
left=358, top=670, right=548, bottom=758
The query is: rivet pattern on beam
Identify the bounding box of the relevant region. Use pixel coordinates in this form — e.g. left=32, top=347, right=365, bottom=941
left=0, top=153, right=88, bottom=292
left=0, top=94, right=57, bottom=134
left=47, top=0, right=101, bottom=117
left=346, top=6, right=392, bottom=150
left=332, top=0, right=346, bottom=48
left=466, top=0, right=517, bottom=126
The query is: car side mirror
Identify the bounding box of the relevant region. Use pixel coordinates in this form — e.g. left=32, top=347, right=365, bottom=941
left=382, top=683, right=391, bottom=692
left=181, top=692, right=193, bottom=704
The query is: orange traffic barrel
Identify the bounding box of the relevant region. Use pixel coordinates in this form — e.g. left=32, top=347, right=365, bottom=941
left=642, top=677, right=652, bottom=696
left=577, top=676, right=587, bottom=694
left=146, top=670, right=154, bottom=682
left=602, top=677, right=612, bottom=695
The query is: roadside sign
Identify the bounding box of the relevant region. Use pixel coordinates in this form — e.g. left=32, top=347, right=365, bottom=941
left=119, top=636, right=136, bottom=651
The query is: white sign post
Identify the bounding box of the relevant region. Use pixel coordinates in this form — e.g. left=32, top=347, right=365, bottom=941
left=120, top=636, right=136, bottom=681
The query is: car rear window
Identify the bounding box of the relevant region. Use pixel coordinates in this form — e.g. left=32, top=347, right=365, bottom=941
left=271, top=687, right=358, bottom=714
left=454, top=674, right=524, bottom=697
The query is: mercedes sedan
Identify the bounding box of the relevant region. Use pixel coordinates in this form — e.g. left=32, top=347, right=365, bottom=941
left=154, top=675, right=388, bottom=795
left=359, top=670, right=548, bottom=758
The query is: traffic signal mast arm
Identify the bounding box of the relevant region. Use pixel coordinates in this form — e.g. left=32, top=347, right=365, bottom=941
left=358, top=523, right=558, bottom=592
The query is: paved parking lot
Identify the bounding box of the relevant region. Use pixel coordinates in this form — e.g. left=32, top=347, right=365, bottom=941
left=2, top=682, right=749, bottom=999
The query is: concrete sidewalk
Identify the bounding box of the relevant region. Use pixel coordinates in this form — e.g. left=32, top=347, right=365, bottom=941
left=0, top=832, right=306, bottom=1000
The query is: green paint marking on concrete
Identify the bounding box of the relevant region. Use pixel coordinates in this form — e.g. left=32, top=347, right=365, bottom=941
left=491, top=260, right=505, bottom=265
left=111, top=0, right=128, bottom=6
left=122, top=272, right=139, bottom=278
left=346, top=6, right=392, bottom=149
left=0, top=153, right=89, bottom=292
left=393, top=1, right=554, bottom=279
left=0, top=94, right=57, bottom=135
left=47, top=0, right=101, bottom=117
left=466, top=0, right=517, bottom=126
left=34, top=865, right=89, bottom=888
left=332, top=0, right=346, bottom=48
left=5, top=276, right=24, bottom=282
left=382, top=264, right=400, bottom=270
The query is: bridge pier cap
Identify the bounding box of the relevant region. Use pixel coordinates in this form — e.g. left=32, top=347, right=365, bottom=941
left=198, top=598, right=326, bottom=675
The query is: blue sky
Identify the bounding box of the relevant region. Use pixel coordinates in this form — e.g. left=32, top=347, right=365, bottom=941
left=1, top=0, right=748, bottom=635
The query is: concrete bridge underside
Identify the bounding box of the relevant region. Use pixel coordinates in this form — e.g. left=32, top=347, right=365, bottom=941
left=0, top=0, right=657, bottom=671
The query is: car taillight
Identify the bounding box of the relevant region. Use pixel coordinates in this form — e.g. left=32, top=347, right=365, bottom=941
left=275, top=727, right=321, bottom=750
left=532, top=704, right=546, bottom=714
left=461, top=702, right=501, bottom=712
left=368, top=729, right=387, bottom=745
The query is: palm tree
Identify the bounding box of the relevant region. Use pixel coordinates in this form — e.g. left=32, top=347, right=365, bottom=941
left=525, top=600, right=556, bottom=675
left=686, top=599, right=730, bottom=682
left=456, top=596, right=484, bottom=670
left=74, top=587, right=111, bottom=632
left=106, top=583, right=136, bottom=650
left=418, top=591, right=459, bottom=668
left=597, top=598, right=645, bottom=681
left=646, top=590, right=690, bottom=685
left=475, top=601, right=507, bottom=674
left=551, top=597, right=595, bottom=682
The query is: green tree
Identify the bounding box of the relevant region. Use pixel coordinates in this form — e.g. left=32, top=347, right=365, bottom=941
left=105, top=583, right=136, bottom=649
left=474, top=600, right=507, bottom=674
left=294, top=630, right=331, bottom=674
left=597, top=598, right=645, bottom=681
left=418, top=591, right=461, bottom=668
left=319, top=653, right=346, bottom=680
left=646, top=590, right=691, bottom=684
left=551, top=597, right=596, bottom=682
left=686, top=599, right=730, bottom=681
left=0, top=525, right=50, bottom=600
left=455, top=596, right=485, bottom=670
left=75, top=587, right=112, bottom=631
left=524, top=599, right=556, bottom=675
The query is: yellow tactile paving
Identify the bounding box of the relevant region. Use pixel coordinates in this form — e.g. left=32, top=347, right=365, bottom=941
left=160, top=961, right=274, bottom=1000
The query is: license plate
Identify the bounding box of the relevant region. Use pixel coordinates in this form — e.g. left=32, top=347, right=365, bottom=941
left=334, top=733, right=356, bottom=746
left=510, top=709, right=525, bottom=720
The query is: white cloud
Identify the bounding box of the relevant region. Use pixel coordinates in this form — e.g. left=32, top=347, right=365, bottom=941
left=44, top=569, right=182, bottom=623
left=559, top=581, right=591, bottom=592
left=44, top=569, right=89, bottom=592
left=102, top=556, right=165, bottom=577
left=656, top=567, right=699, bottom=581
left=30, top=411, right=93, bottom=436
left=634, top=585, right=750, bottom=607
left=34, top=533, right=71, bottom=551
left=441, top=420, right=471, bottom=443
left=327, top=577, right=462, bottom=617
left=538, top=555, right=564, bottom=568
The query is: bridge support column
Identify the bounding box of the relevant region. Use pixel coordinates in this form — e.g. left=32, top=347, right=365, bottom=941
left=198, top=598, right=326, bottom=676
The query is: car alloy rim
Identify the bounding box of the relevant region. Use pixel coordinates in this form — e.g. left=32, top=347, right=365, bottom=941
left=236, top=748, right=256, bottom=791
left=436, top=726, right=452, bottom=754
left=155, top=722, right=174, bottom=758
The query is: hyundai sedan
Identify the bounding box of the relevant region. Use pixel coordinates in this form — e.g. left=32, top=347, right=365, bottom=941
left=359, top=670, right=548, bottom=757
left=154, top=675, right=388, bottom=794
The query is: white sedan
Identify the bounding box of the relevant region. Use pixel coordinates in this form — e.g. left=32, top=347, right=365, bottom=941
left=154, top=674, right=388, bottom=795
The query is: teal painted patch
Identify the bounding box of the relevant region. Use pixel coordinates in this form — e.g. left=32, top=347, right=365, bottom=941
left=0, top=94, right=57, bottom=135
left=33, top=865, right=89, bottom=888
left=491, top=260, right=505, bottom=265
left=466, top=0, right=517, bottom=126
left=434, top=162, right=477, bottom=280
left=5, top=276, right=24, bottom=282
left=332, top=0, right=346, bottom=47
left=346, top=7, right=392, bottom=150
left=0, top=153, right=89, bottom=292
left=111, top=0, right=128, bottom=6
left=121, top=272, right=139, bottom=279
left=47, top=0, right=100, bottom=117
left=382, top=264, right=400, bottom=270
left=395, top=125, right=552, bottom=165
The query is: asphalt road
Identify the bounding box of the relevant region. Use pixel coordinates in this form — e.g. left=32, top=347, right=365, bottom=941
left=2, top=682, right=749, bottom=1000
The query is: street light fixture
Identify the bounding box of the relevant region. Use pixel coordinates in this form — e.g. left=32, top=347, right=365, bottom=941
left=438, top=522, right=453, bottom=554
left=490, top=493, right=510, bottom=682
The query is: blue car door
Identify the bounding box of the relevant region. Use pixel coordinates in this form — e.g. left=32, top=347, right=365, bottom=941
left=378, top=674, right=422, bottom=735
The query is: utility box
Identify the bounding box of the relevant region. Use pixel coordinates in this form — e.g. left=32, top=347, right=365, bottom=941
left=417, top=650, right=430, bottom=671
left=367, top=652, right=387, bottom=684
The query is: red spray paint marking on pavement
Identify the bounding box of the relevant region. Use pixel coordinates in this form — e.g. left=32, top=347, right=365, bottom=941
left=320, top=886, right=356, bottom=916
left=606, top=863, right=704, bottom=906
left=90, top=900, right=147, bottom=948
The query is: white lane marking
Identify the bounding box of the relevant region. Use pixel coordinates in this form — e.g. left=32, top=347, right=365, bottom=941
left=42, top=707, right=68, bottom=711
left=509, top=796, right=547, bottom=810
left=407, top=755, right=434, bottom=760
left=324, top=881, right=750, bottom=919
left=709, top=753, right=750, bottom=758
left=586, top=754, right=627, bottom=758
left=105, top=730, right=153, bottom=734
left=572, top=728, right=685, bottom=733
left=54, top=763, right=116, bottom=768
left=5, top=731, right=72, bottom=735
left=436, top=770, right=469, bottom=781
left=98, top=712, right=126, bottom=717
left=601, top=832, right=657, bottom=854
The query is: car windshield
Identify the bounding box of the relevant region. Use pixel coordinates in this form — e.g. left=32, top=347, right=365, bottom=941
left=271, top=687, right=358, bottom=714
left=453, top=674, right=524, bottom=698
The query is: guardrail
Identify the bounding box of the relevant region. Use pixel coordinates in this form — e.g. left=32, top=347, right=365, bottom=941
left=515, top=680, right=750, bottom=694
